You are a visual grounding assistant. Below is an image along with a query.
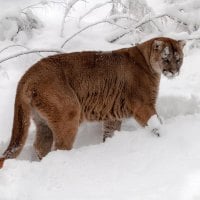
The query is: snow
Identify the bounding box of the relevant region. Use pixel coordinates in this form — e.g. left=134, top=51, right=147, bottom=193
left=0, top=0, right=200, bottom=199
left=147, top=114, right=161, bottom=131
left=1, top=115, right=200, bottom=200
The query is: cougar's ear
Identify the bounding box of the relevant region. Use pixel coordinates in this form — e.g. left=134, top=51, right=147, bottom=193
left=153, top=40, right=164, bottom=51
left=178, top=40, right=186, bottom=49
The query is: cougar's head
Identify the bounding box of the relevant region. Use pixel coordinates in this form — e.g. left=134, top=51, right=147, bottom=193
left=150, top=38, right=185, bottom=79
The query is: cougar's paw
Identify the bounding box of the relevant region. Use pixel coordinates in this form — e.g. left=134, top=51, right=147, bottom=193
left=103, top=135, right=112, bottom=142
left=151, top=128, right=160, bottom=137
left=147, top=114, right=162, bottom=137
left=103, top=132, right=114, bottom=143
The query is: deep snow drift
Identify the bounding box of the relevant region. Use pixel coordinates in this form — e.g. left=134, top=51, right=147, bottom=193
left=1, top=115, right=200, bottom=200
left=0, top=0, right=200, bottom=200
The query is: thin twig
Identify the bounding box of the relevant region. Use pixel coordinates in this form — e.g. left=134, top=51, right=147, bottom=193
left=60, top=0, right=81, bottom=37
left=185, top=37, right=200, bottom=41
left=0, top=45, right=43, bottom=57
left=78, top=0, right=130, bottom=25
left=61, top=15, right=138, bottom=48
left=61, top=20, right=108, bottom=48
left=79, top=1, right=112, bottom=24
left=0, top=49, right=63, bottom=64
left=22, top=1, right=67, bottom=11
left=22, top=2, right=43, bottom=11
left=109, top=14, right=167, bottom=43
left=61, top=14, right=163, bottom=47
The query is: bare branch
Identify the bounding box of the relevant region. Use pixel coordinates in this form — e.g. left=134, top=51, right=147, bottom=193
left=61, top=20, right=108, bottom=48
left=22, top=1, right=67, bottom=11
left=108, top=14, right=168, bottom=43
left=60, top=0, right=81, bottom=37
left=134, top=14, right=166, bottom=29
left=109, top=11, right=194, bottom=43
left=79, top=1, right=133, bottom=25
left=22, top=2, right=43, bottom=11
left=150, top=20, right=162, bottom=32
left=61, top=15, right=138, bottom=48
left=79, top=1, right=112, bottom=24
left=185, top=37, right=200, bottom=41
left=0, top=45, right=43, bottom=58
left=109, top=14, right=138, bottom=22
left=0, top=49, right=64, bottom=64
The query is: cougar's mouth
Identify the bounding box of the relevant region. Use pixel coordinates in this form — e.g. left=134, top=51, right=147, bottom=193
left=162, top=69, right=179, bottom=79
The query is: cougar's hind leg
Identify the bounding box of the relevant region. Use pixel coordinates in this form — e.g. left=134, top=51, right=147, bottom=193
left=103, top=120, right=122, bottom=142
left=49, top=106, right=80, bottom=151
left=31, top=83, right=81, bottom=152
left=32, top=111, right=53, bottom=159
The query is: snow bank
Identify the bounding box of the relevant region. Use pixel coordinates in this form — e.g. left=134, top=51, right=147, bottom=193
left=0, top=7, right=43, bottom=43
left=181, top=171, right=200, bottom=200
left=157, top=95, right=200, bottom=119
left=1, top=115, right=200, bottom=200
left=147, top=115, right=161, bottom=129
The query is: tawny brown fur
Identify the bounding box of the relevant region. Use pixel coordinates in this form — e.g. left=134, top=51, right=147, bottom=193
left=0, top=37, right=185, bottom=166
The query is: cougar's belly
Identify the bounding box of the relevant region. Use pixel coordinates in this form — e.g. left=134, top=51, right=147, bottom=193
left=79, top=92, right=132, bottom=121
left=70, top=75, right=132, bottom=121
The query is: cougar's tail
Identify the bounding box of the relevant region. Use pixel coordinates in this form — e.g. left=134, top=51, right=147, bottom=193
left=0, top=82, right=31, bottom=168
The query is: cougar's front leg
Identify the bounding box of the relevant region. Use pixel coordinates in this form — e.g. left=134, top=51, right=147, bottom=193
left=133, top=104, right=162, bottom=136
left=103, top=120, right=122, bottom=142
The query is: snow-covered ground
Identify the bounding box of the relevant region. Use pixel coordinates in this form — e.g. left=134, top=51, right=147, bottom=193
left=1, top=0, right=200, bottom=200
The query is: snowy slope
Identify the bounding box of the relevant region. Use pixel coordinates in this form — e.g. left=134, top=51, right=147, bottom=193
left=1, top=114, right=200, bottom=200
left=0, top=1, right=200, bottom=200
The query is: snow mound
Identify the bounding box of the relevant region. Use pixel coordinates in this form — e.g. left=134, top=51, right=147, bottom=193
left=147, top=114, right=161, bottom=129
left=157, top=95, right=200, bottom=119
left=181, top=171, right=200, bottom=200
left=1, top=115, right=200, bottom=200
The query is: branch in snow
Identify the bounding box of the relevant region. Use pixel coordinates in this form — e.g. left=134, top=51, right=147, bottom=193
left=22, top=1, right=67, bottom=11
left=185, top=37, right=200, bottom=41
left=61, top=15, right=139, bottom=48
left=79, top=1, right=131, bottom=26
left=108, top=14, right=138, bottom=23
left=150, top=20, right=162, bottom=32
left=60, top=0, right=81, bottom=37
left=61, top=13, right=166, bottom=47
left=61, top=20, right=109, bottom=48
left=0, top=49, right=64, bottom=64
left=0, top=45, right=43, bottom=57
left=78, top=1, right=113, bottom=25
left=0, top=9, right=43, bottom=43
left=108, top=13, right=190, bottom=43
